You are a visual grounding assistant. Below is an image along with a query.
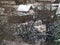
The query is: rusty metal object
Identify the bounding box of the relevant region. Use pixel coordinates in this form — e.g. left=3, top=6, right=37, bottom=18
left=7, top=15, right=33, bottom=23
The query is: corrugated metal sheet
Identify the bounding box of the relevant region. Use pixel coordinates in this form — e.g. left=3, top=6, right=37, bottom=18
left=0, top=1, right=16, bottom=5
left=56, top=4, right=60, bottom=14
left=37, top=0, right=56, bottom=2
left=7, top=15, right=33, bottom=23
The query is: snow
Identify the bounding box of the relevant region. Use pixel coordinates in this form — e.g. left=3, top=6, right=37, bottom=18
left=17, top=4, right=32, bottom=12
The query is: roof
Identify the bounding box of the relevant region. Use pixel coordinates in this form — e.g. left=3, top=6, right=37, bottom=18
left=37, top=0, right=56, bottom=2
left=17, top=4, right=32, bottom=12
left=56, top=3, right=60, bottom=15
left=0, top=1, right=16, bottom=5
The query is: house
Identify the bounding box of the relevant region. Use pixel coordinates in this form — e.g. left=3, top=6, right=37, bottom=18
left=17, top=4, right=34, bottom=12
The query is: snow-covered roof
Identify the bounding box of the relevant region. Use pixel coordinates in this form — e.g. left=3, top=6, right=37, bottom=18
left=17, top=4, right=32, bottom=12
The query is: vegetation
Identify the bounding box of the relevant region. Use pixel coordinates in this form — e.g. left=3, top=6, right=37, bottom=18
left=53, top=16, right=60, bottom=45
